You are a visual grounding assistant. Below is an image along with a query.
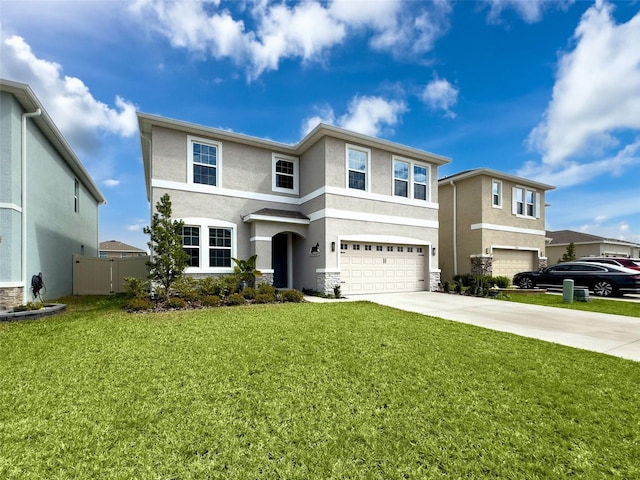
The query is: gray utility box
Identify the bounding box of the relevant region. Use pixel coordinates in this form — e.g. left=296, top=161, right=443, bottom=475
left=574, top=287, right=591, bottom=302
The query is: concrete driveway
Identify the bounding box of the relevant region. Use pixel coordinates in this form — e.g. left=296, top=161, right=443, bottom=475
left=352, top=292, right=640, bottom=362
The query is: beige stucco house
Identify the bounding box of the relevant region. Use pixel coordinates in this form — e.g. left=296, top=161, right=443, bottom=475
left=99, top=240, right=147, bottom=258
left=546, top=230, right=640, bottom=262
left=138, top=113, right=450, bottom=294
left=438, top=168, right=555, bottom=283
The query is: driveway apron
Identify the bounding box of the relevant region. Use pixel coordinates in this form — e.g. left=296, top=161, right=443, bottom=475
left=354, top=292, right=640, bottom=362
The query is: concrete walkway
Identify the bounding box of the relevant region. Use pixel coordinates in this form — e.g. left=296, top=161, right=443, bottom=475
left=335, top=292, right=640, bottom=362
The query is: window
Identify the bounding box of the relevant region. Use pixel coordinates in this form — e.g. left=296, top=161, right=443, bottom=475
left=417, top=247, right=423, bottom=254
left=393, top=157, right=430, bottom=201
left=209, top=228, right=232, bottom=267
left=74, top=179, right=79, bottom=213
left=272, top=154, right=299, bottom=194
left=492, top=180, right=502, bottom=208
left=181, top=226, right=200, bottom=267
left=365, top=245, right=372, bottom=251
left=353, top=244, right=361, bottom=251
left=376, top=245, right=383, bottom=252
left=99, top=252, right=107, bottom=258
left=407, top=247, right=413, bottom=253
left=340, top=243, right=348, bottom=250
left=387, top=246, right=393, bottom=252
left=397, top=246, right=404, bottom=252
left=347, top=145, right=370, bottom=191
left=393, top=160, right=409, bottom=197
left=512, top=187, right=539, bottom=218
left=413, top=165, right=428, bottom=200
left=189, top=136, right=221, bottom=187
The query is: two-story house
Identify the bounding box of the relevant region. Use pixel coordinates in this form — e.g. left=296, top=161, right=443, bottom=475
left=546, top=230, right=640, bottom=262
left=438, top=168, right=555, bottom=282
left=0, top=79, right=106, bottom=307
left=138, top=113, right=450, bottom=294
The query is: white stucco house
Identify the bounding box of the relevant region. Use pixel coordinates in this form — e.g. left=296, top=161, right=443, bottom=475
left=0, top=79, right=106, bottom=306
left=138, top=112, right=450, bottom=294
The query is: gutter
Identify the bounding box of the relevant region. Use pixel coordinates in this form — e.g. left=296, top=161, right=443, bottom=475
left=449, top=180, right=458, bottom=276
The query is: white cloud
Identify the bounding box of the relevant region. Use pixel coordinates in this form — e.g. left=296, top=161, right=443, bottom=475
left=483, top=0, right=574, bottom=24
left=421, top=78, right=459, bottom=118
left=129, top=0, right=453, bottom=80
left=0, top=35, right=138, bottom=153
left=527, top=2, right=640, bottom=166
left=302, top=95, right=406, bottom=137
left=103, top=179, right=121, bottom=188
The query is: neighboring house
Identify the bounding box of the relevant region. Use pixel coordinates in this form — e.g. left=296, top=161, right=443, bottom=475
left=0, top=79, right=106, bottom=307
left=99, top=240, right=147, bottom=258
left=138, top=112, right=450, bottom=294
left=546, top=230, right=640, bottom=262
left=438, top=168, right=555, bottom=282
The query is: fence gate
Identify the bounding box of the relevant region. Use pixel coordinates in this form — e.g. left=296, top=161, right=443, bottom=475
left=73, top=255, right=149, bottom=295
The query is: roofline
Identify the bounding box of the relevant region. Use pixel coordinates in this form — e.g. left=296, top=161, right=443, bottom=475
left=0, top=79, right=106, bottom=205
left=137, top=112, right=452, bottom=200
left=438, top=167, right=555, bottom=191
left=547, top=239, right=640, bottom=248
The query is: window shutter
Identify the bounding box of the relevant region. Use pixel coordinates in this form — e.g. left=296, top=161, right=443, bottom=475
left=535, top=192, right=541, bottom=218
left=512, top=187, right=517, bottom=214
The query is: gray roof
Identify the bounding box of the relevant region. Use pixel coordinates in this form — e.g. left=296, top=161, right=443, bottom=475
left=439, top=167, right=555, bottom=191
left=0, top=78, right=106, bottom=205
left=546, top=230, right=640, bottom=247
left=99, top=240, right=147, bottom=253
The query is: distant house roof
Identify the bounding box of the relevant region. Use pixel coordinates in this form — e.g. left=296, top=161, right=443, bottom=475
left=438, top=167, right=555, bottom=191
left=99, top=240, right=147, bottom=253
left=546, top=230, right=640, bottom=247
left=0, top=78, right=106, bottom=205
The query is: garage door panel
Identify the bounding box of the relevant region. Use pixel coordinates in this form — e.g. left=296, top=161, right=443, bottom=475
left=492, top=249, right=536, bottom=278
left=341, top=242, right=426, bottom=294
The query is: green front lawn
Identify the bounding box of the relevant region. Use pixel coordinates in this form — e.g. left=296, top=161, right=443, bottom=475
left=1, top=297, right=639, bottom=478
left=500, top=292, right=640, bottom=317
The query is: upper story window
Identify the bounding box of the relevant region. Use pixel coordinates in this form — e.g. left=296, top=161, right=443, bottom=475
left=492, top=180, right=502, bottom=208
left=393, top=157, right=430, bottom=201
left=346, top=145, right=370, bottom=191
left=272, top=154, right=299, bottom=195
left=188, top=136, right=221, bottom=187
left=74, top=179, right=79, bottom=213
left=512, top=186, right=540, bottom=219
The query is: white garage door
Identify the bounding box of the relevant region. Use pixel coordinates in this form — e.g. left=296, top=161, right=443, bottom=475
left=492, top=249, right=536, bottom=278
left=340, top=242, right=426, bottom=294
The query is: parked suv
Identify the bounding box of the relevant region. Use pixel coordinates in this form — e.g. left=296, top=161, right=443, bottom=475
left=577, top=257, right=640, bottom=271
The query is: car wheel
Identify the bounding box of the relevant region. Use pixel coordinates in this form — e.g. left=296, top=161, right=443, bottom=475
left=518, top=277, right=534, bottom=289
left=593, top=280, right=615, bottom=297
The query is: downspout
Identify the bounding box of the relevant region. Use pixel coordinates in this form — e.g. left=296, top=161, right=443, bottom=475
left=449, top=180, right=458, bottom=276
left=21, top=108, right=42, bottom=304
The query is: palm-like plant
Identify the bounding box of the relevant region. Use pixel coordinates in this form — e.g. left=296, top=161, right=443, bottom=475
left=232, top=255, right=262, bottom=289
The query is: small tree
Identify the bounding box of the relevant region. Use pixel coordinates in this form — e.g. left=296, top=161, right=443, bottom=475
left=560, top=242, right=576, bottom=263
left=143, top=193, right=189, bottom=299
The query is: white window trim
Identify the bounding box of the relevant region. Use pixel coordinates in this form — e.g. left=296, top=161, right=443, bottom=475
left=346, top=144, right=371, bottom=192
left=511, top=186, right=540, bottom=219
left=272, top=153, right=299, bottom=195
left=180, top=217, right=236, bottom=274
left=492, top=179, right=502, bottom=209
left=187, top=135, right=222, bottom=188
left=392, top=158, right=410, bottom=198
left=392, top=155, right=431, bottom=202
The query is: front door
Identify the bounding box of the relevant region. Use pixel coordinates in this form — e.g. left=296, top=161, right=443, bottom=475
left=272, top=233, right=289, bottom=288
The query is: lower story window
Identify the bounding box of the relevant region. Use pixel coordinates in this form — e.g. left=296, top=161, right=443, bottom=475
left=209, top=227, right=232, bottom=267
left=182, top=226, right=200, bottom=267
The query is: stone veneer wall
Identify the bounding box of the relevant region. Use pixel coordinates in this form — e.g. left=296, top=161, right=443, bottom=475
left=316, top=271, right=341, bottom=295
left=0, top=287, right=23, bottom=309
left=429, top=271, right=441, bottom=292
left=255, top=272, right=274, bottom=287
left=538, top=257, right=548, bottom=270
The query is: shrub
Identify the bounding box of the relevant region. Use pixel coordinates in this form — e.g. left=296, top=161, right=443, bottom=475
left=491, top=276, right=511, bottom=288
left=126, top=297, right=153, bottom=311
left=173, top=276, right=199, bottom=301
left=201, top=295, right=221, bottom=307
left=453, top=274, right=475, bottom=287
left=217, top=275, right=240, bottom=297
left=123, top=277, right=149, bottom=299
left=333, top=285, right=342, bottom=299
left=242, top=287, right=256, bottom=300
left=281, top=290, right=304, bottom=303
left=198, top=276, right=218, bottom=296
left=226, top=293, right=246, bottom=306
left=257, top=283, right=276, bottom=296
left=166, top=297, right=187, bottom=309
left=13, top=301, right=43, bottom=312
left=454, top=280, right=463, bottom=294
left=254, top=293, right=275, bottom=304
left=442, top=281, right=451, bottom=293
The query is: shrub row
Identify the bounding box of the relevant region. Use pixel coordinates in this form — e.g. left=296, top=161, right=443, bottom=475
left=123, top=275, right=304, bottom=311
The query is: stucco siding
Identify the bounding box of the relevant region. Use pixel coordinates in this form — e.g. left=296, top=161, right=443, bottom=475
left=299, top=139, right=325, bottom=195
left=151, top=126, right=188, bottom=183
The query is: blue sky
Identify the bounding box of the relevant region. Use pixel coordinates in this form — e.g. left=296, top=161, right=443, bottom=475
left=2, top=0, right=639, bottom=251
